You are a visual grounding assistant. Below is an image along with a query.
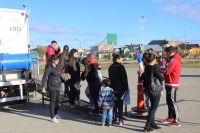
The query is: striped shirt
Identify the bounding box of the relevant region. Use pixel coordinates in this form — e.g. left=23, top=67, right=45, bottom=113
left=99, top=87, right=115, bottom=106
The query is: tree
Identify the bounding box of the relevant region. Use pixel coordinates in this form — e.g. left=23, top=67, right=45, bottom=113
left=37, top=45, right=46, bottom=57
left=124, top=51, right=131, bottom=58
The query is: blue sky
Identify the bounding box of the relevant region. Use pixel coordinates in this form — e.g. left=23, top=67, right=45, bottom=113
left=0, top=0, right=200, bottom=49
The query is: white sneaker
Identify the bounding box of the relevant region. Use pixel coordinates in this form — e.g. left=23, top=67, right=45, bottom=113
left=51, top=117, right=59, bottom=123
left=55, top=114, right=61, bottom=119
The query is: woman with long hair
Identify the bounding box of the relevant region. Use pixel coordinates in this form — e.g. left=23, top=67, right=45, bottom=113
left=65, top=49, right=80, bottom=108
left=108, top=53, right=129, bottom=126
left=59, top=45, right=70, bottom=97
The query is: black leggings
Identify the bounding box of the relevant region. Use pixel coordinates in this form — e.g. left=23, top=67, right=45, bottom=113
left=113, top=98, right=124, bottom=121
left=69, top=85, right=80, bottom=105
left=49, top=90, right=60, bottom=119
left=89, top=81, right=100, bottom=112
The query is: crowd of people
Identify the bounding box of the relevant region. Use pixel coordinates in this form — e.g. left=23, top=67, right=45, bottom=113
left=41, top=40, right=182, bottom=132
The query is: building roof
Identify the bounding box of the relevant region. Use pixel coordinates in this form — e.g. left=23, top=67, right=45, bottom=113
left=148, top=40, right=167, bottom=46
left=124, top=44, right=140, bottom=51
left=178, top=44, right=199, bottom=50
left=144, top=45, right=163, bottom=52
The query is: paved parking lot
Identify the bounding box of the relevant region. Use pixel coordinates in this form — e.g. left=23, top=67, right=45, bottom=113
left=0, top=68, right=200, bottom=133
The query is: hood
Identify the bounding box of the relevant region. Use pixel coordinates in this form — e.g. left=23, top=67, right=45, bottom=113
left=173, top=54, right=182, bottom=61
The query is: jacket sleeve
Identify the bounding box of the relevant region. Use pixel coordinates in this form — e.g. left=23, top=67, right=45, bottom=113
left=120, top=65, right=129, bottom=90
left=154, top=65, right=165, bottom=82
left=163, top=59, right=176, bottom=75
left=55, top=47, right=61, bottom=55
left=46, top=46, right=54, bottom=58
left=98, top=88, right=103, bottom=106
left=139, top=73, right=144, bottom=82
left=81, top=69, right=86, bottom=81
left=42, top=67, right=51, bottom=89
left=90, top=64, right=99, bottom=80
left=75, top=62, right=81, bottom=82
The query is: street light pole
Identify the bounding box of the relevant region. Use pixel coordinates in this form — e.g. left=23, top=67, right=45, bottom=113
left=139, top=16, right=145, bottom=53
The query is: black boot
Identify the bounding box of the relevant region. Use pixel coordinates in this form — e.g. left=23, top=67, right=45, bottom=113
left=151, top=124, right=161, bottom=129
left=144, top=125, right=154, bottom=132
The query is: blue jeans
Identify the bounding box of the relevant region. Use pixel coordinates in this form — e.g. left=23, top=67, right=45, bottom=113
left=102, top=108, right=113, bottom=125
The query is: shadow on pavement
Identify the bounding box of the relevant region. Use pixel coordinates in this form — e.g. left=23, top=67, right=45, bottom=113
left=0, top=100, right=148, bottom=132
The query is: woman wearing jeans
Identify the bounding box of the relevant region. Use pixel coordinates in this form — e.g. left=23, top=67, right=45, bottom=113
left=139, top=53, right=164, bottom=132
left=42, top=55, right=62, bottom=122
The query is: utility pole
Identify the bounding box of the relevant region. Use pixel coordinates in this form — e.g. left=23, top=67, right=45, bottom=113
left=139, top=16, right=145, bottom=53
left=184, top=31, right=187, bottom=53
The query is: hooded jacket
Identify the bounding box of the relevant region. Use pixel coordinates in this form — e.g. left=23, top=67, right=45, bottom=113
left=45, top=45, right=61, bottom=62
left=162, top=54, right=182, bottom=88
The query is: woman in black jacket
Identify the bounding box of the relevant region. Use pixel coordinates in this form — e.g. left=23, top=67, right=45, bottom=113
left=108, top=53, right=129, bottom=125
left=42, top=55, right=62, bottom=122
left=65, top=49, right=80, bottom=108
left=140, top=53, right=164, bottom=132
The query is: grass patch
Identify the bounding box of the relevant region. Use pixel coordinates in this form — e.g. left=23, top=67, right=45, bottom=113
left=39, top=61, right=200, bottom=74
left=182, top=61, right=200, bottom=68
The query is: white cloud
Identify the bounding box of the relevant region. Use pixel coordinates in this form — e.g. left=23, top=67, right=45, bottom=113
left=155, top=0, right=200, bottom=22
left=30, top=22, right=74, bottom=34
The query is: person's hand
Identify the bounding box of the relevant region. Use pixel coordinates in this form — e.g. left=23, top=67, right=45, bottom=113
left=42, top=87, right=46, bottom=93
left=137, top=70, right=142, bottom=75
left=67, top=73, right=71, bottom=79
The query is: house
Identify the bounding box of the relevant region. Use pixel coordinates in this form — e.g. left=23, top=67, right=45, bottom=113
left=144, top=45, right=163, bottom=55
left=178, top=43, right=199, bottom=51
left=148, top=40, right=185, bottom=48
left=148, top=40, right=167, bottom=47
left=124, top=44, right=140, bottom=52
left=135, top=45, right=163, bottom=56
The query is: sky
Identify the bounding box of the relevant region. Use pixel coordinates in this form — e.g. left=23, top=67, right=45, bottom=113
left=0, top=0, right=200, bottom=49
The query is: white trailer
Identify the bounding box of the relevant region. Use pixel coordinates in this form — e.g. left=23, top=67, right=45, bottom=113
left=0, top=8, right=36, bottom=104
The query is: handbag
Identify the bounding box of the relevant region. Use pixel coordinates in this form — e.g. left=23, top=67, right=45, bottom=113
left=150, top=68, right=163, bottom=96
left=61, top=73, right=70, bottom=82
left=122, top=90, right=131, bottom=105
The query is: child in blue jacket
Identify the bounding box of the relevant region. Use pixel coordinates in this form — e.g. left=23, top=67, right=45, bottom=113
left=99, top=79, right=115, bottom=127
